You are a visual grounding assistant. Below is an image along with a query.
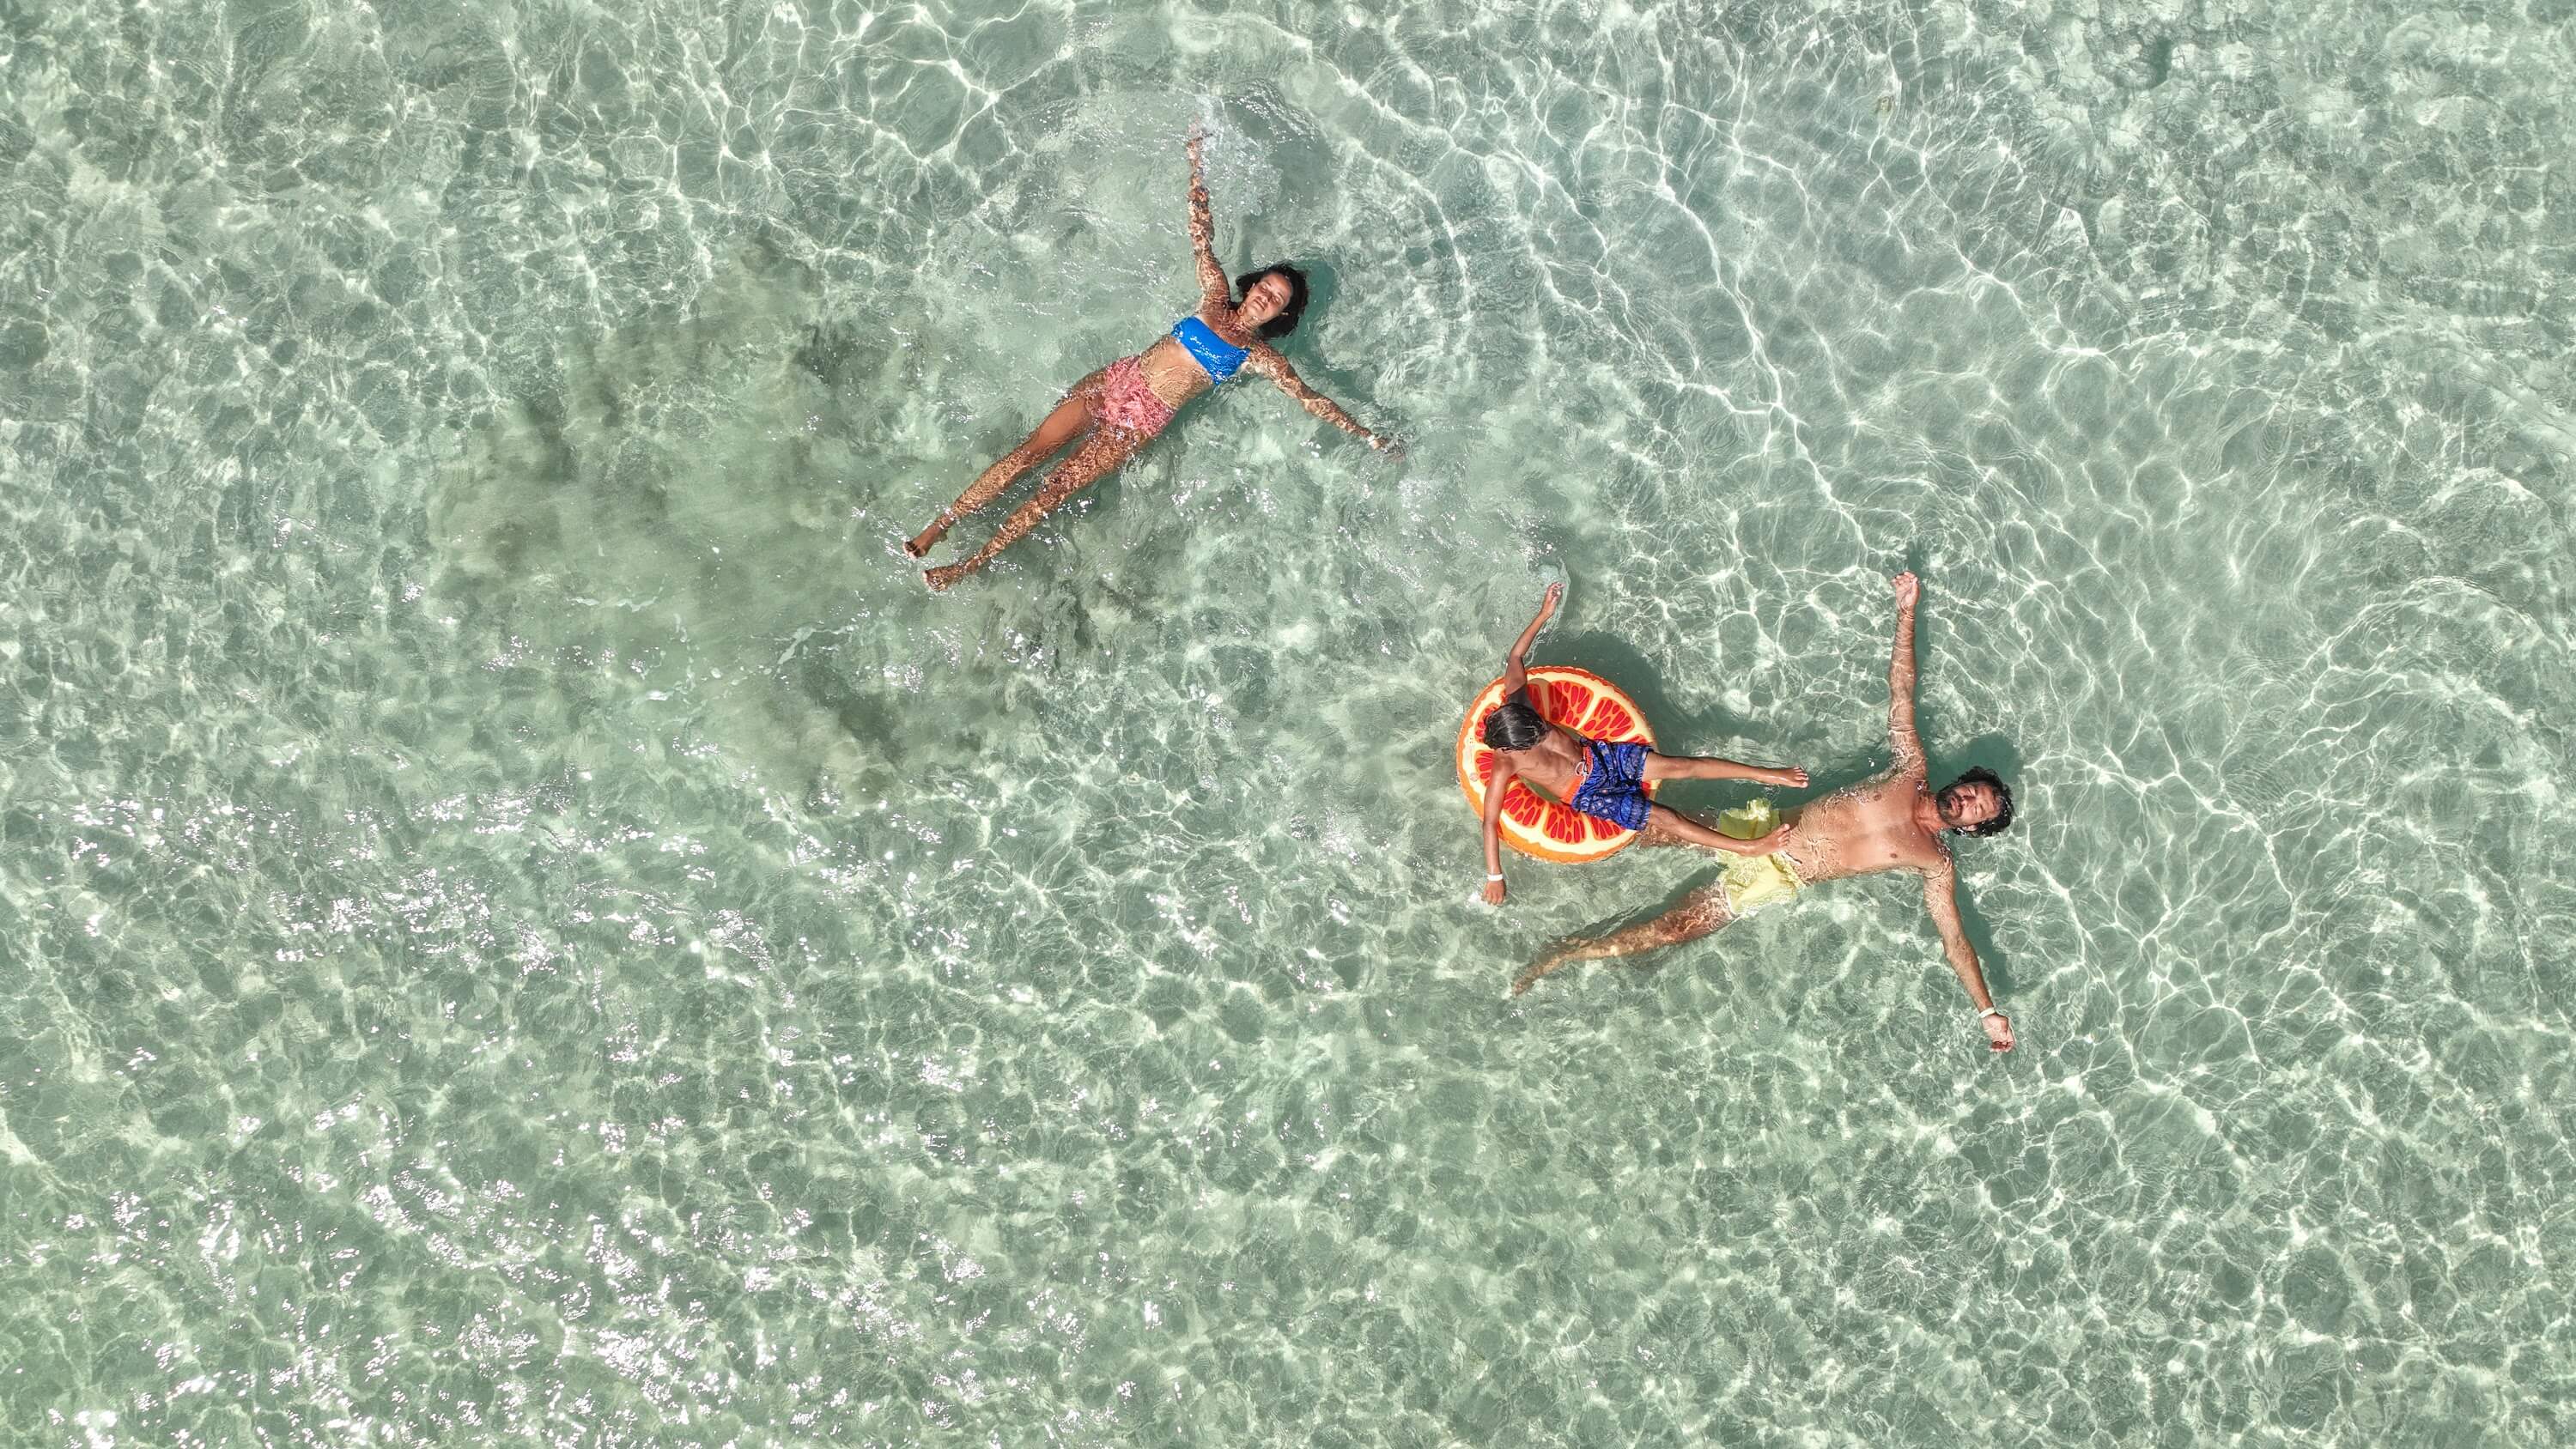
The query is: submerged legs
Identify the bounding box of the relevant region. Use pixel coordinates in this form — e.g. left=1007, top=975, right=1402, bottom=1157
left=924, top=425, right=1151, bottom=591
left=905, top=370, right=1105, bottom=559
left=1512, top=883, right=1735, bottom=996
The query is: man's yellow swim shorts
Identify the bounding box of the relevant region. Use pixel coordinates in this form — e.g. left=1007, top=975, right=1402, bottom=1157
left=1720, top=851, right=1803, bottom=918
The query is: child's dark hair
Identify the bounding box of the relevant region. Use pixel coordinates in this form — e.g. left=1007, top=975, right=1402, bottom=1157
left=1236, top=264, right=1309, bottom=338
left=1481, top=700, right=1548, bottom=752
left=1947, top=766, right=2016, bottom=838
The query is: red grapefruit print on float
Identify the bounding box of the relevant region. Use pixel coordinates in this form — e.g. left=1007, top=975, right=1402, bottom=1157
left=1455, top=667, right=1658, bottom=864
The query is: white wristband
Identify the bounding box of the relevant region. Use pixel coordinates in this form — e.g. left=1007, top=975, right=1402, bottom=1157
left=1977, top=1007, right=2005, bottom=1021
left=1486, top=873, right=1505, bottom=882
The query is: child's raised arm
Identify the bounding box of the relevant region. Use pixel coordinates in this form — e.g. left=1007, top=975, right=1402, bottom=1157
left=1502, top=581, right=1564, bottom=700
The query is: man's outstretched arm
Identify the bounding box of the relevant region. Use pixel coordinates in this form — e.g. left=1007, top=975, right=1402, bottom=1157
left=1923, top=860, right=2013, bottom=1052
left=1888, top=571, right=1925, bottom=773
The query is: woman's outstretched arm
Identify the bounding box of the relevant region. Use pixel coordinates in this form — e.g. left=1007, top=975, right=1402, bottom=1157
left=1244, top=346, right=1396, bottom=452
left=1185, top=131, right=1230, bottom=310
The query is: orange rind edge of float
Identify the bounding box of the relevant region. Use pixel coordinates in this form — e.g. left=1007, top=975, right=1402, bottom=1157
left=1455, top=666, right=1659, bottom=864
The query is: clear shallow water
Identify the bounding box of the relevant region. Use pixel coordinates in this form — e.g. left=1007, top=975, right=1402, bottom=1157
left=5, top=0, right=2573, bottom=1442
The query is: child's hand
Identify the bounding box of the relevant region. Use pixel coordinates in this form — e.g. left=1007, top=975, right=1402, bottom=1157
left=1539, top=580, right=1564, bottom=615
left=1483, top=878, right=1508, bottom=906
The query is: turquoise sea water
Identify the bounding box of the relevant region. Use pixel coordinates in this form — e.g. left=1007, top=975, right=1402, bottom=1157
left=6, top=0, right=2573, bottom=1443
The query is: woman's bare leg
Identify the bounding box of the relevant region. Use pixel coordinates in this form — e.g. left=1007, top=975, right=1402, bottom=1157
left=923, top=425, right=1151, bottom=591
left=904, top=370, right=1104, bottom=558
left=1511, top=883, right=1735, bottom=995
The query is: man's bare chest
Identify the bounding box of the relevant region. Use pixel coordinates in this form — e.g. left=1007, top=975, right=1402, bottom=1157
left=1801, top=785, right=1937, bottom=876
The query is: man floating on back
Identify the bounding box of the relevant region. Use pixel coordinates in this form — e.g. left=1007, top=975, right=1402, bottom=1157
left=1512, top=572, right=2020, bottom=1053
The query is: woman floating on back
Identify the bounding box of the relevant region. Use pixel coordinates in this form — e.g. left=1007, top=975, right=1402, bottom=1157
left=905, top=129, right=1398, bottom=590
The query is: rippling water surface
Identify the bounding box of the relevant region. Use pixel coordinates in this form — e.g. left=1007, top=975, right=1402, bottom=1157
left=6, top=0, right=2573, bottom=1443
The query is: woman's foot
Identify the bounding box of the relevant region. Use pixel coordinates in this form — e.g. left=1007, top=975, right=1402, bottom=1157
left=924, top=563, right=967, bottom=591
left=902, top=523, right=945, bottom=559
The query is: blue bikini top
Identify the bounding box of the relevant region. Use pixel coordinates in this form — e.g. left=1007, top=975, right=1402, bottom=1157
left=1170, top=315, right=1251, bottom=384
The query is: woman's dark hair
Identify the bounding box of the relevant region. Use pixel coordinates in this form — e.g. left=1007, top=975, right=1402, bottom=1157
left=1481, top=700, right=1549, bottom=752
left=1945, top=766, right=2016, bottom=838
left=1236, top=264, right=1309, bottom=339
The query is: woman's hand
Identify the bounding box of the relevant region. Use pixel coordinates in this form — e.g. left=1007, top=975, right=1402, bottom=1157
left=1483, top=878, right=1508, bottom=906
left=1370, top=433, right=1407, bottom=461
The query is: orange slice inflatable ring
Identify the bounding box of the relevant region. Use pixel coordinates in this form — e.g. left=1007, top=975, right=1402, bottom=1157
left=1455, top=667, right=1658, bottom=864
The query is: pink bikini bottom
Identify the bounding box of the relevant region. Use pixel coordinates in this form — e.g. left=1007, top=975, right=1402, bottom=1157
left=1092, top=355, right=1177, bottom=438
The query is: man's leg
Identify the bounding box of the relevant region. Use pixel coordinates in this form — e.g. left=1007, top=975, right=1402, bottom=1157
left=1635, top=802, right=1745, bottom=852
left=1632, top=814, right=1704, bottom=849
left=1511, top=882, right=1734, bottom=995
left=1641, top=752, right=1802, bottom=787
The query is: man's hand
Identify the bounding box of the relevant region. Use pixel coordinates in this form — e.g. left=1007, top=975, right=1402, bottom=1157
left=1892, top=571, right=1920, bottom=610
left=1483, top=878, right=1508, bottom=906
left=1370, top=433, right=1407, bottom=461
left=1980, top=1011, right=2014, bottom=1052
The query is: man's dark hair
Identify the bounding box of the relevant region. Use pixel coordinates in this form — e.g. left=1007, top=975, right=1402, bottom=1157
left=1236, top=264, right=1309, bottom=338
left=1481, top=700, right=1548, bottom=752
left=1946, top=766, right=2015, bottom=838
